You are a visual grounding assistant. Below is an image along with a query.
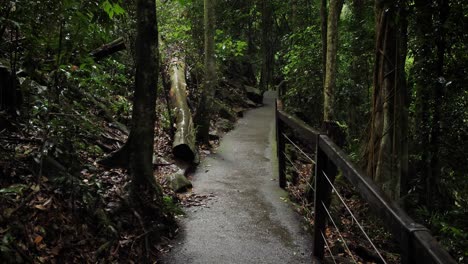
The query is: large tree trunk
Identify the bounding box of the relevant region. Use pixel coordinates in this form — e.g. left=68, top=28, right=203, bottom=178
left=168, top=57, right=196, bottom=162
left=347, top=0, right=369, bottom=138
left=259, top=0, right=274, bottom=91
left=323, top=0, right=344, bottom=122
left=128, top=0, right=163, bottom=205
left=194, top=0, right=216, bottom=144
left=428, top=0, right=449, bottom=209
left=398, top=5, right=409, bottom=204
left=413, top=0, right=450, bottom=209
left=320, top=0, right=328, bottom=77
left=413, top=0, right=433, bottom=206
left=366, top=0, right=407, bottom=200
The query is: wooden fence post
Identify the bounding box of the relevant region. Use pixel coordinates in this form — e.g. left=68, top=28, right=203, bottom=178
left=276, top=98, right=286, bottom=188
left=312, top=136, right=338, bottom=261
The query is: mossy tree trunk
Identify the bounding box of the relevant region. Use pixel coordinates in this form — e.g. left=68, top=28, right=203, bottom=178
left=347, top=0, right=370, bottom=139
left=194, top=0, right=216, bottom=144
left=413, top=0, right=450, bottom=209
left=168, top=57, right=196, bottom=162
left=320, top=0, right=327, bottom=77
left=323, top=0, right=343, bottom=123
left=259, top=0, right=274, bottom=91
left=366, top=0, right=408, bottom=200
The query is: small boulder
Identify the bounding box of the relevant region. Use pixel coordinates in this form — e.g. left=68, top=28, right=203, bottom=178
left=166, top=171, right=192, bottom=193
left=244, top=85, right=263, bottom=104
left=217, top=102, right=236, bottom=122
left=209, top=129, right=220, bottom=140
left=216, top=118, right=234, bottom=132
left=245, top=99, right=257, bottom=108
left=233, top=107, right=244, bottom=118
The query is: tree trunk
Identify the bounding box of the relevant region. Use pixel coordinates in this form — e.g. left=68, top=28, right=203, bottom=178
left=323, top=0, right=344, bottom=122
left=260, top=0, right=274, bottom=91
left=194, top=0, right=216, bottom=144
left=398, top=5, right=409, bottom=203
left=347, top=0, right=368, bottom=138
left=416, top=0, right=449, bottom=209
left=367, top=0, right=407, bottom=200
left=90, top=37, right=126, bottom=61
left=168, top=57, right=197, bottom=162
left=320, top=0, right=328, bottom=77
left=129, top=0, right=163, bottom=206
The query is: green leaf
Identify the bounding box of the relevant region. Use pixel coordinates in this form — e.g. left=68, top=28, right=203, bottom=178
left=113, top=3, right=125, bottom=15
left=0, top=184, right=28, bottom=195
left=177, top=0, right=191, bottom=6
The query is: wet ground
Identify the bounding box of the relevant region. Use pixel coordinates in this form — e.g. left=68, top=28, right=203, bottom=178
left=162, top=91, right=313, bottom=264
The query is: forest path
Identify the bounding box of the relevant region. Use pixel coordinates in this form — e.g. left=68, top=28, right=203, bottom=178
left=161, top=91, right=312, bottom=264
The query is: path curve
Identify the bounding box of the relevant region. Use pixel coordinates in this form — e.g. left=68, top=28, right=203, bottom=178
left=162, top=91, right=313, bottom=264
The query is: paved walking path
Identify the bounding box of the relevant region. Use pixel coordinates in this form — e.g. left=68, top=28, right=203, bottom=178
left=162, top=91, right=313, bottom=264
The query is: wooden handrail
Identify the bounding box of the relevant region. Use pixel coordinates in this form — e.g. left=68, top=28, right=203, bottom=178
left=277, top=109, right=320, bottom=146
left=275, top=100, right=456, bottom=264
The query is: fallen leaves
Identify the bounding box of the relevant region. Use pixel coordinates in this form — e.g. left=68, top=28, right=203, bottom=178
left=179, top=192, right=215, bottom=208
left=33, top=235, right=43, bottom=245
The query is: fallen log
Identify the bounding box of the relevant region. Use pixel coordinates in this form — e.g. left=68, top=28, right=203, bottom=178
left=167, top=57, right=196, bottom=162
left=90, top=37, right=126, bottom=61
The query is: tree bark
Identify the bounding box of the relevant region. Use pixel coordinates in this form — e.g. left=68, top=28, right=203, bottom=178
left=129, top=0, right=163, bottom=204
left=413, top=0, right=450, bottom=209
left=194, top=0, right=216, bottom=144
left=168, top=57, right=196, bottom=162
left=367, top=0, right=407, bottom=200
left=320, top=0, right=328, bottom=77
left=323, top=0, right=344, bottom=122
left=259, top=0, right=274, bottom=91
left=347, top=0, right=369, bottom=138
left=90, top=37, right=126, bottom=61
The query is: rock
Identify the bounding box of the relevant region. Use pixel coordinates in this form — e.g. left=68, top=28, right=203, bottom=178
left=233, top=107, right=244, bottom=117
left=166, top=171, right=192, bottom=193
left=244, top=85, right=263, bottom=104
left=216, top=118, right=234, bottom=132
left=215, top=101, right=236, bottom=122
left=209, top=130, right=220, bottom=140
left=245, top=99, right=257, bottom=108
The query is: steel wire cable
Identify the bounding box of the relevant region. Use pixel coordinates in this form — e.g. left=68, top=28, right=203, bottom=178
left=321, top=231, right=337, bottom=264
left=283, top=152, right=316, bottom=192
left=281, top=133, right=316, bottom=164
left=322, top=171, right=387, bottom=264
left=321, top=201, right=358, bottom=264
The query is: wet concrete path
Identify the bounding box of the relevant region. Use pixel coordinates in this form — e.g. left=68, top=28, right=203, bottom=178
left=162, top=91, right=313, bottom=264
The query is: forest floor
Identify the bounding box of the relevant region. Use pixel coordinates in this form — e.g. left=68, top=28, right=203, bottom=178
left=0, top=60, right=260, bottom=262
left=161, top=91, right=313, bottom=264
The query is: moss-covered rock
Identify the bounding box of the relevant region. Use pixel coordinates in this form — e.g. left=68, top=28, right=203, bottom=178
left=216, top=118, right=234, bottom=132
left=166, top=171, right=192, bottom=193
left=244, top=85, right=263, bottom=104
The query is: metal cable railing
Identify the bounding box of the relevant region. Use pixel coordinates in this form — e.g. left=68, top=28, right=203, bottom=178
left=322, top=170, right=387, bottom=263
left=321, top=200, right=359, bottom=264
left=283, top=151, right=315, bottom=193
left=275, top=103, right=456, bottom=264
left=321, top=231, right=337, bottom=264
left=282, top=131, right=389, bottom=263
left=282, top=132, right=315, bottom=164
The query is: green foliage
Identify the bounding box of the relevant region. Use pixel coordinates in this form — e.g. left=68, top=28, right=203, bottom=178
left=0, top=184, right=28, bottom=195
left=280, top=25, right=323, bottom=126
left=416, top=206, right=468, bottom=262
left=215, top=30, right=248, bottom=60
left=101, top=0, right=126, bottom=19
left=163, top=195, right=184, bottom=216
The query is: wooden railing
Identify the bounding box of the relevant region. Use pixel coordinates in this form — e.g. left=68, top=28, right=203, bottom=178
left=275, top=100, right=456, bottom=263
